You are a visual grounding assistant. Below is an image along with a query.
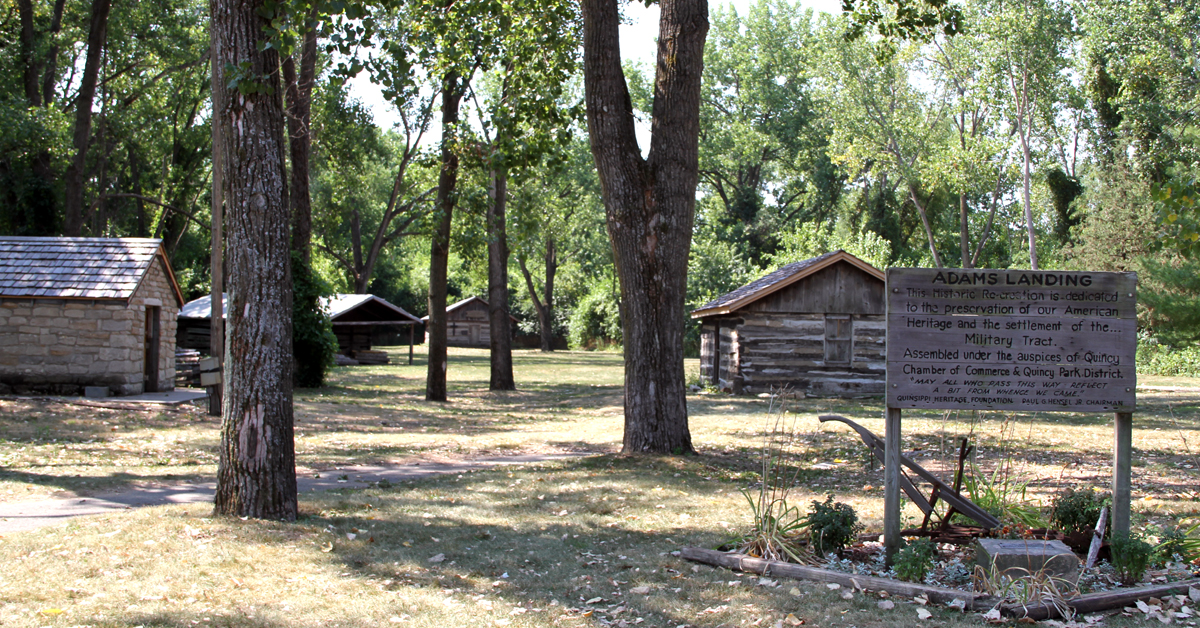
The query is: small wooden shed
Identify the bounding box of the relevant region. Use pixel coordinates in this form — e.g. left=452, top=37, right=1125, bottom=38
left=691, top=250, right=886, bottom=398
left=422, top=296, right=517, bottom=348
left=0, top=237, right=184, bottom=396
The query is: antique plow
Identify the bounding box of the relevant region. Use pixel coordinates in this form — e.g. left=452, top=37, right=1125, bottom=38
left=818, top=414, right=1001, bottom=532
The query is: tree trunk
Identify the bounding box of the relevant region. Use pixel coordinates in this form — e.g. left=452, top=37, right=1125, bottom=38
left=959, top=193, right=970, bottom=268
left=63, top=0, right=113, bottom=237
left=1021, top=129, right=1038, bottom=269
left=539, top=238, right=557, bottom=351
left=581, top=0, right=706, bottom=454
left=284, top=16, right=317, bottom=262
left=425, top=73, right=463, bottom=402
left=487, top=167, right=515, bottom=390
left=211, top=0, right=297, bottom=521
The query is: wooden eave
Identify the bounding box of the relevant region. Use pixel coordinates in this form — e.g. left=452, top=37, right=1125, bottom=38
left=690, top=251, right=885, bottom=319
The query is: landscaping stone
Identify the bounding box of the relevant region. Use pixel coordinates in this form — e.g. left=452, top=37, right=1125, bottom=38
left=974, top=538, right=1080, bottom=584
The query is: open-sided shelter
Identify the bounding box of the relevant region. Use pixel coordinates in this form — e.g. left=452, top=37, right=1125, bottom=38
left=0, top=237, right=184, bottom=396
left=691, top=250, right=886, bottom=398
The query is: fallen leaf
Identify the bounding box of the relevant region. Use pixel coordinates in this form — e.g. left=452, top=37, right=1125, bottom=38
left=947, top=599, right=967, bottom=612
left=841, top=591, right=854, bottom=600
left=1191, top=587, right=1200, bottom=603
left=914, top=594, right=929, bottom=606
left=916, top=608, right=932, bottom=620
left=346, top=532, right=357, bottom=540
left=586, top=597, right=604, bottom=605
left=1018, top=617, right=1037, bottom=624
left=630, top=586, right=651, bottom=595
left=789, top=587, right=803, bottom=597
left=826, top=583, right=840, bottom=590
left=984, top=609, right=1003, bottom=623
left=878, top=600, right=895, bottom=610
left=784, top=613, right=804, bottom=626
left=320, top=542, right=333, bottom=553
left=1138, top=601, right=1153, bottom=613
left=428, top=553, right=446, bottom=563
left=40, top=609, right=65, bottom=616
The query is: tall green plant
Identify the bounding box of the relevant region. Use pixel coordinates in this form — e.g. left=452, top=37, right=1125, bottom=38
left=736, top=394, right=807, bottom=563
left=292, top=252, right=338, bottom=388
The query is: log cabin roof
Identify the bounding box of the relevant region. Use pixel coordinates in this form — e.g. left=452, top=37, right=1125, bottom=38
left=0, top=236, right=183, bottom=305
left=180, top=293, right=420, bottom=325
left=690, top=250, right=884, bottom=318
left=420, top=296, right=518, bottom=322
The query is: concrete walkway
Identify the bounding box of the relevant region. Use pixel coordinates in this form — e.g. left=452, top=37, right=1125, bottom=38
left=0, top=453, right=585, bottom=534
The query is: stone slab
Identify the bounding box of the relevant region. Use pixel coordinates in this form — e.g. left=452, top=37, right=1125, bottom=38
left=975, top=538, right=1080, bottom=585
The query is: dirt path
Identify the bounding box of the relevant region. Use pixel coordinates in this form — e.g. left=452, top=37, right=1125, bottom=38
left=0, top=453, right=585, bottom=534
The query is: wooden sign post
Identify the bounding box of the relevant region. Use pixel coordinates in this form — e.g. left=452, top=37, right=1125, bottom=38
left=884, top=268, right=1137, bottom=559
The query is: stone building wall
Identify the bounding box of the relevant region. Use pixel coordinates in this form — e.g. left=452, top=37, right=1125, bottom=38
left=0, top=257, right=178, bottom=396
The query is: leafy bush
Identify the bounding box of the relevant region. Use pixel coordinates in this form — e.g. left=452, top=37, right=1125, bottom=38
left=1155, top=522, right=1200, bottom=564
left=803, top=495, right=862, bottom=556
left=1050, top=487, right=1110, bottom=535
left=1110, top=532, right=1155, bottom=585
left=893, top=538, right=936, bottom=583
left=567, top=286, right=621, bottom=350
left=292, top=252, right=338, bottom=388
left=1136, top=335, right=1200, bottom=377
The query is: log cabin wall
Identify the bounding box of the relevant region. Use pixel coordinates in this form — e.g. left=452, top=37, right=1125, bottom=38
left=446, top=298, right=491, bottom=348
left=696, top=258, right=886, bottom=398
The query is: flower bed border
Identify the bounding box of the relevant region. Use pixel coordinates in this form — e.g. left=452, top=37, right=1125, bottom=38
left=680, top=547, right=1200, bottom=620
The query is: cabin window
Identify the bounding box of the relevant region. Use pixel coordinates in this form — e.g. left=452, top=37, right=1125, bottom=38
left=824, top=315, right=852, bottom=364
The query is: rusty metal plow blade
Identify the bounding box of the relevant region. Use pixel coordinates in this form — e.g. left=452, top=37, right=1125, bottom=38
left=818, top=414, right=1001, bottom=531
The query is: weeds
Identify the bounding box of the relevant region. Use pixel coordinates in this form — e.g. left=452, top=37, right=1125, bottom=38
left=974, top=563, right=1078, bottom=619
left=803, top=494, right=862, bottom=556
left=1110, top=531, right=1155, bottom=585
left=893, top=538, right=936, bottom=582
left=736, top=392, right=807, bottom=563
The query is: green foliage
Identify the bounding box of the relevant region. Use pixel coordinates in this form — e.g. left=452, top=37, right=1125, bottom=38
left=764, top=221, right=892, bottom=271
left=1136, top=335, right=1200, bottom=377
left=567, top=284, right=621, bottom=350
left=893, top=538, right=936, bottom=583
left=1109, top=532, right=1154, bottom=585
left=803, top=494, right=862, bottom=556
left=963, top=461, right=1045, bottom=529
left=1154, top=523, right=1200, bottom=565
left=1139, top=260, right=1200, bottom=346
left=1050, top=487, right=1109, bottom=535
left=292, top=252, right=338, bottom=388
left=736, top=399, right=807, bottom=563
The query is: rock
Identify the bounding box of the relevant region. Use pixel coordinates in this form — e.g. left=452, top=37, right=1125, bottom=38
left=974, top=538, right=1081, bottom=585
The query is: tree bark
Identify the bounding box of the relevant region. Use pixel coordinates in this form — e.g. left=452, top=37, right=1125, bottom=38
left=425, top=73, right=463, bottom=402
left=63, top=0, right=113, bottom=237
left=211, top=0, right=297, bottom=521
left=284, top=15, right=318, bottom=262
left=581, top=0, right=706, bottom=454
left=487, top=167, right=515, bottom=390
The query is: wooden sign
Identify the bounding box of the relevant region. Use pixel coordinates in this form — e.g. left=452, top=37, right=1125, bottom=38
left=886, top=268, right=1137, bottom=412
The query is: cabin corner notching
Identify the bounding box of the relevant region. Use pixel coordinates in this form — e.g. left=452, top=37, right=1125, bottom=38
left=691, top=250, right=886, bottom=398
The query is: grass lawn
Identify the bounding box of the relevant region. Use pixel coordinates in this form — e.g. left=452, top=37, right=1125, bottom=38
left=1, top=345, right=1198, bottom=627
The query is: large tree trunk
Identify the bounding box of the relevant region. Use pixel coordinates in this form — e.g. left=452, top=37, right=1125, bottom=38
left=581, top=0, right=706, bottom=454
left=284, top=17, right=317, bottom=262
left=211, top=0, right=297, bottom=521
left=487, top=167, right=516, bottom=390
left=62, top=0, right=113, bottom=237
left=425, top=74, right=463, bottom=402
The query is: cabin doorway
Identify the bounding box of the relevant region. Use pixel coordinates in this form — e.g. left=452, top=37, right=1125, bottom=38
left=144, top=306, right=161, bottom=392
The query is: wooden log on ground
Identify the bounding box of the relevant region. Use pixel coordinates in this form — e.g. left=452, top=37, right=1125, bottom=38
left=1000, top=579, right=1200, bottom=621
left=680, top=547, right=989, bottom=608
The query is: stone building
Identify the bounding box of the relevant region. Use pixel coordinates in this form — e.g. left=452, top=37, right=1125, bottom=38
left=691, top=250, right=886, bottom=398
left=0, top=237, right=184, bottom=396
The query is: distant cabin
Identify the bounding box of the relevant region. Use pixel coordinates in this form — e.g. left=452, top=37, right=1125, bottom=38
left=422, top=296, right=517, bottom=348
left=178, top=293, right=422, bottom=359
left=0, top=237, right=184, bottom=396
left=691, top=250, right=886, bottom=398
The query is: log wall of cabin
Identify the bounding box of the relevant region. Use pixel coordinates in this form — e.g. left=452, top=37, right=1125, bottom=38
left=734, top=312, right=885, bottom=397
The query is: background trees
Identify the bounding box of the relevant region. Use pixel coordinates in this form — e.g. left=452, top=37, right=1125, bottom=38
left=2, top=0, right=1197, bottom=403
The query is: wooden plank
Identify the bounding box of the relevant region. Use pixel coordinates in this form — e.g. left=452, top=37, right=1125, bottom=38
left=680, top=547, right=987, bottom=608
left=999, top=579, right=1200, bottom=620
left=1112, top=412, right=1133, bottom=536
left=884, top=407, right=902, bottom=561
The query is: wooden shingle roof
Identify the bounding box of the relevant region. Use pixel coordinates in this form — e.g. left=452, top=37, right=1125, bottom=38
left=0, top=236, right=183, bottom=304
left=691, top=250, right=884, bottom=318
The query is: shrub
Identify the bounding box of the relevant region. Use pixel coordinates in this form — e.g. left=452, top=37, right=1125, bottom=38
left=567, top=287, right=621, bottom=349
left=292, top=252, right=338, bottom=388
left=803, top=494, right=862, bottom=556
left=1136, top=336, right=1200, bottom=377
left=1109, top=532, right=1154, bottom=585
left=1155, top=523, right=1200, bottom=564
left=1050, top=488, right=1109, bottom=535
left=893, top=538, right=936, bottom=583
